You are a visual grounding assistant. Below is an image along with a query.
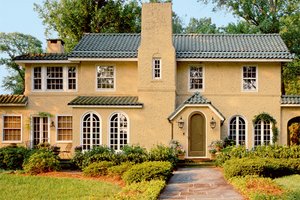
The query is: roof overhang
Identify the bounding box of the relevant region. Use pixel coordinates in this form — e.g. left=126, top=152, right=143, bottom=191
left=281, top=104, right=300, bottom=107
left=68, top=58, right=138, bottom=62
left=15, top=60, right=79, bottom=64
left=176, top=58, right=293, bottom=62
left=0, top=103, right=27, bottom=107
left=68, top=105, right=143, bottom=108
left=168, top=104, right=225, bottom=121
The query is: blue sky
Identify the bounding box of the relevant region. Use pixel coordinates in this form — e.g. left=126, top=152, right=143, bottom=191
left=0, top=0, right=236, bottom=94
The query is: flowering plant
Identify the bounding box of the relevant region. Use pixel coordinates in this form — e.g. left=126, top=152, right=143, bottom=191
left=208, top=140, right=224, bottom=154
left=169, top=140, right=185, bottom=155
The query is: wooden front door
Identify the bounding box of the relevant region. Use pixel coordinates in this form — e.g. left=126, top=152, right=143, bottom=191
left=188, top=113, right=206, bottom=157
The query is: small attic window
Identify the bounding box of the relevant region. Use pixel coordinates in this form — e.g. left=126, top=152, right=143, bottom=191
left=152, top=58, right=161, bottom=80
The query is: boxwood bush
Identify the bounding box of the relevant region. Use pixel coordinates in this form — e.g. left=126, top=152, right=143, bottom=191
left=0, top=146, right=30, bottom=170
left=224, top=158, right=300, bottom=179
left=119, top=145, right=148, bottom=163
left=83, top=161, right=115, bottom=177
left=122, top=161, right=173, bottom=185
left=148, top=145, right=177, bottom=167
left=108, top=162, right=134, bottom=176
left=23, top=150, right=60, bottom=175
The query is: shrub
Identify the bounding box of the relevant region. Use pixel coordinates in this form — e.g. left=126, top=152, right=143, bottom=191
left=0, top=146, right=30, bottom=170
left=83, top=161, right=114, bottom=177
left=223, top=158, right=300, bottom=179
left=119, top=145, right=148, bottom=163
left=23, top=150, right=60, bottom=175
left=122, top=161, right=173, bottom=184
left=115, top=180, right=166, bottom=200
left=215, top=145, right=248, bottom=166
left=108, top=162, right=134, bottom=176
left=82, top=152, right=118, bottom=168
left=148, top=145, right=177, bottom=167
left=71, top=150, right=85, bottom=169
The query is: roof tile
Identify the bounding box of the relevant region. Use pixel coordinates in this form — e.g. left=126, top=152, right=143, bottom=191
left=68, top=96, right=143, bottom=107
left=281, top=95, right=300, bottom=104
left=0, top=95, right=28, bottom=106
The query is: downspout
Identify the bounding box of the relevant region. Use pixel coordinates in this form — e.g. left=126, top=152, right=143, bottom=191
left=169, top=119, right=174, bottom=140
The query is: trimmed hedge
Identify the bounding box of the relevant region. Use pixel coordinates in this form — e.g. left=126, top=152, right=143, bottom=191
left=216, top=145, right=300, bottom=166
left=23, top=150, right=60, bottom=175
left=83, top=161, right=115, bottom=177
left=108, top=162, right=134, bottom=176
left=122, top=161, right=173, bottom=185
left=148, top=145, right=177, bottom=167
left=115, top=180, right=166, bottom=200
left=224, top=158, right=300, bottom=179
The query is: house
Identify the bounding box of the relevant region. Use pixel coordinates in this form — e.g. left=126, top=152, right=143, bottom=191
left=0, top=3, right=298, bottom=158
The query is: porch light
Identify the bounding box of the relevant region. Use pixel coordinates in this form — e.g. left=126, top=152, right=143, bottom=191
left=51, top=121, right=55, bottom=128
left=210, top=117, right=216, bottom=129
left=177, top=117, right=184, bottom=129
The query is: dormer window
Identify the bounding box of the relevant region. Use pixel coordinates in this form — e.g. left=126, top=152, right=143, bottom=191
left=152, top=58, right=161, bottom=80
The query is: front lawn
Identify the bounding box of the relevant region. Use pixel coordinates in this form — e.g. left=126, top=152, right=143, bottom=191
left=0, top=173, right=121, bottom=200
left=275, top=175, right=300, bottom=199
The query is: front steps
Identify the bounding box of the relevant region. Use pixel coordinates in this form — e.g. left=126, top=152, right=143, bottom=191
left=177, top=158, right=215, bottom=167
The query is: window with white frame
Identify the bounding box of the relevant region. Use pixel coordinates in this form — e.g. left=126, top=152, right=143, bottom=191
left=47, top=67, right=63, bottom=90
left=33, top=67, right=42, bottom=90
left=97, top=66, right=115, bottom=89
left=109, top=113, right=128, bottom=151
left=189, top=66, right=203, bottom=90
left=243, top=66, right=257, bottom=91
left=68, top=67, right=76, bottom=90
left=3, top=115, right=21, bottom=142
left=57, top=116, right=72, bottom=141
left=153, top=59, right=161, bottom=79
left=82, top=112, right=101, bottom=151
left=229, top=116, right=246, bottom=146
left=254, top=120, right=272, bottom=146
left=32, top=66, right=77, bottom=91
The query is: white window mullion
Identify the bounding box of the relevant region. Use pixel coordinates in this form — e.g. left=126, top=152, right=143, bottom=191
left=63, top=67, right=68, bottom=91
left=236, top=117, right=239, bottom=144
left=261, top=121, right=264, bottom=145
left=41, top=67, right=46, bottom=91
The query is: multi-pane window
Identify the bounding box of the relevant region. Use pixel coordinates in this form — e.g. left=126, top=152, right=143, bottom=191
left=33, top=66, right=77, bottom=91
left=189, top=66, right=203, bottom=90
left=47, top=67, right=63, bottom=90
left=254, top=120, right=272, bottom=146
left=3, top=116, right=21, bottom=141
left=82, top=113, right=101, bottom=151
left=110, top=113, right=128, bottom=151
left=97, top=66, right=115, bottom=89
left=153, top=59, right=161, bottom=79
left=33, top=67, right=42, bottom=90
left=243, top=66, right=257, bottom=91
left=57, top=116, right=72, bottom=141
left=68, top=67, right=76, bottom=90
left=229, top=116, right=246, bottom=146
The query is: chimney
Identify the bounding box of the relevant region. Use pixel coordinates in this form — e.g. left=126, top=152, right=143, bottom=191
left=46, top=39, right=65, bottom=53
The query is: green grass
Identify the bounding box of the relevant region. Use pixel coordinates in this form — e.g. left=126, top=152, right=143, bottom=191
left=275, top=175, right=300, bottom=199
left=0, top=173, right=121, bottom=200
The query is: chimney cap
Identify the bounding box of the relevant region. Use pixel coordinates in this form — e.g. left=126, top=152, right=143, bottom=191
left=47, top=39, right=65, bottom=45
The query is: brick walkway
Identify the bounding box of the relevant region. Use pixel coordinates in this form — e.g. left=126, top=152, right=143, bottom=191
left=159, top=167, right=243, bottom=200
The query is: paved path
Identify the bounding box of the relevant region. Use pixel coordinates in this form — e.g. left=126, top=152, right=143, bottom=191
left=159, top=167, right=244, bottom=200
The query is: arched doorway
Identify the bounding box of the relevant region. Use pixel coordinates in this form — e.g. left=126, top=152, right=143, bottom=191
left=287, top=117, right=300, bottom=145
left=188, top=112, right=206, bottom=157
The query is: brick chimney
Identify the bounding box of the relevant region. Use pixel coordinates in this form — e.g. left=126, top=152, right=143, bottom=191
left=46, top=39, right=65, bottom=53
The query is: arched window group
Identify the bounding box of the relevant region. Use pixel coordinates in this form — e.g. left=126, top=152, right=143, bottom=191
left=81, top=112, right=129, bottom=151
left=229, top=116, right=246, bottom=145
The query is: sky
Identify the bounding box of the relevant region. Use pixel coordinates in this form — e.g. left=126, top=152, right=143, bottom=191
left=0, top=0, right=237, bottom=94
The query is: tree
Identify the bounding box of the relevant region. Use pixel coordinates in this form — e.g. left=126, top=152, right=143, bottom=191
left=185, top=17, right=220, bottom=34
left=0, top=32, right=42, bottom=94
left=221, top=21, right=260, bottom=34
left=34, top=0, right=142, bottom=51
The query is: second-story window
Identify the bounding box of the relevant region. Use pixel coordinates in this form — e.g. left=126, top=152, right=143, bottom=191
left=243, top=66, right=257, bottom=91
left=153, top=59, right=161, bottom=79
left=97, top=66, right=115, bottom=90
left=32, top=66, right=77, bottom=92
left=33, top=67, right=42, bottom=90
left=189, top=66, right=203, bottom=91
left=47, top=67, right=63, bottom=90
left=68, top=67, right=77, bottom=90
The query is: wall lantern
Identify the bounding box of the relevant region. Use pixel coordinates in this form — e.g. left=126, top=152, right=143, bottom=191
left=210, top=117, right=216, bottom=129
left=51, top=121, right=55, bottom=128
left=177, top=116, right=184, bottom=129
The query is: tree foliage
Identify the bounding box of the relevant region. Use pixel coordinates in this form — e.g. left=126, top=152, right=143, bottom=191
left=0, top=32, right=42, bottom=94
left=185, top=17, right=220, bottom=34
left=34, top=0, right=142, bottom=51
left=221, top=21, right=260, bottom=34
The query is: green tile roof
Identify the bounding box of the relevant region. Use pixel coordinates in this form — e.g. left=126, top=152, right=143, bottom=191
left=68, top=96, right=143, bottom=107
left=168, top=92, right=225, bottom=120
left=281, top=95, right=300, bottom=105
left=68, top=33, right=293, bottom=60
left=0, top=95, right=28, bottom=106
left=14, top=53, right=68, bottom=61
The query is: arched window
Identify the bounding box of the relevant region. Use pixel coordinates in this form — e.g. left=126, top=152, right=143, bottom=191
left=109, top=113, right=129, bottom=150
left=81, top=112, right=101, bottom=151
left=229, top=116, right=246, bottom=145
left=254, top=120, right=272, bottom=146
